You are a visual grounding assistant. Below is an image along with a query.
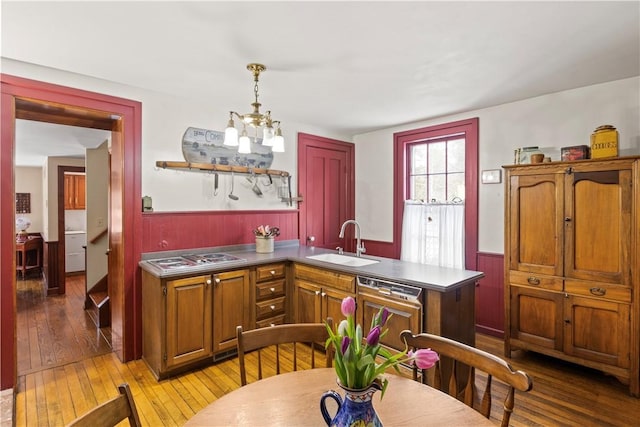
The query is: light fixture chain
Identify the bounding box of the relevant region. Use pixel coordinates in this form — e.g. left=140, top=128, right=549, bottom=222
left=254, top=79, right=260, bottom=105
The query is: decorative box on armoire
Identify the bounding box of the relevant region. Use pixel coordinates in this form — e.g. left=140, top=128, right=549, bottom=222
left=503, top=156, right=639, bottom=397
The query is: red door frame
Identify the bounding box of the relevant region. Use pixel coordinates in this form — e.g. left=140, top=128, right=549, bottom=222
left=392, top=118, right=479, bottom=270
left=0, top=74, right=142, bottom=390
left=298, top=132, right=355, bottom=249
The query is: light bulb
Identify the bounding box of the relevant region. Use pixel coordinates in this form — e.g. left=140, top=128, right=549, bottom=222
left=224, top=123, right=238, bottom=146
left=272, top=130, right=285, bottom=153
left=262, top=126, right=275, bottom=146
left=238, top=131, right=251, bottom=154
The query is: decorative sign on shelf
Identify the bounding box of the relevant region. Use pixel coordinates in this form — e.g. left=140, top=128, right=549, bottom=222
left=181, top=127, right=274, bottom=169
left=16, top=193, right=31, bottom=214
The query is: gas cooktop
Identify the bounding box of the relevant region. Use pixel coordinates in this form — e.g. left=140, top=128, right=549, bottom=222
left=147, top=252, right=245, bottom=271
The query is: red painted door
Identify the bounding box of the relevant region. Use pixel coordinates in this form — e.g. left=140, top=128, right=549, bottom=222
left=298, top=133, right=354, bottom=250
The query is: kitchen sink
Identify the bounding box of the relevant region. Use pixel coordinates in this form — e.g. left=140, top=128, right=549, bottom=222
left=306, top=253, right=379, bottom=267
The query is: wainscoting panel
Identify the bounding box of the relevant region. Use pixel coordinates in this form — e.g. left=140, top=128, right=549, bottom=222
left=362, top=240, right=396, bottom=259
left=141, top=210, right=299, bottom=253
left=475, top=252, right=504, bottom=337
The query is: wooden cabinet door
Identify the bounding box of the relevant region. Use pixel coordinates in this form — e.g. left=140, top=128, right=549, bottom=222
left=322, top=287, right=353, bottom=327
left=165, top=275, right=212, bottom=368
left=64, top=175, right=74, bottom=210
left=74, top=174, right=86, bottom=209
left=294, top=280, right=322, bottom=324
left=564, top=294, right=630, bottom=368
left=213, top=269, right=250, bottom=352
left=64, top=174, right=86, bottom=210
left=359, top=292, right=421, bottom=352
left=508, top=172, right=564, bottom=277
left=509, top=285, right=564, bottom=351
left=564, top=168, right=632, bottom=286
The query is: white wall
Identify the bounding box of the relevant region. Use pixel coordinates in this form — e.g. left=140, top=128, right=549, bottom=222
left=354, top=77, right=640, bottom=254
left=14, top=166, right=44, bottom=233
left=2, top=58, right=351, bottom=212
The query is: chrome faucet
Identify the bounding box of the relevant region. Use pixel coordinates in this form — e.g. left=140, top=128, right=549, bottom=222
left=338, top=219, right=366, bottom=257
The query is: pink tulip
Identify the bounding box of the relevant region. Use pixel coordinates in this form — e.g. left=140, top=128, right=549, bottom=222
left=341, top=296, right=356, bottom=317
left=409, top=348, right=439, bottom=369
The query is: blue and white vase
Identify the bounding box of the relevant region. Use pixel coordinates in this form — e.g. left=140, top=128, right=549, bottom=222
left=320, top=380, right=383, bottom=427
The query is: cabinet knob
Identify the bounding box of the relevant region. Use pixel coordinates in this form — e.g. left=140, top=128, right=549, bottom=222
left=527, top=277, right=540, bottom=285
left=206, top=279, right=212, bottom=285
left=270, top=270, right=276, bottom=276
left=269, top=287, right=275, bottom=293
left=270, top=323, right=276, bottom=327
left=270, top=305, right=276, bottom=311
left=321, top=292, right=326, bottom=297
left=215, top=278, right=221, bottom=284
left=589, top=287, right=606, bottom=296
left=564, top=319, right=571, bottom=324
left=564, top=217, right=572, bottom=222
left=315, top=290, right=321, bottom=296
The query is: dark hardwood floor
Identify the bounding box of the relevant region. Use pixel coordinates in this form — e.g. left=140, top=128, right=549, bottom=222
left=13, top=274, right=640, bottom=425
left=16, top=273, right=112, bottom=376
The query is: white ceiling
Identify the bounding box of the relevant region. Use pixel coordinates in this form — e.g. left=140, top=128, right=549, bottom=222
left=14, top=120, right=111, bottom=167
left=3, top=1, right=639, bottom=166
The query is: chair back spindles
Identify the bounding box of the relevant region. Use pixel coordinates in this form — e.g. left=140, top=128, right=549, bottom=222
left=400, top=331, right=532, bottom=426
left=236, top=318, right=333, bottom=386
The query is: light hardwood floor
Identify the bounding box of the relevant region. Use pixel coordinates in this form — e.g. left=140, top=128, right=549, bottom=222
left=12, top=274, right=640, bottom=426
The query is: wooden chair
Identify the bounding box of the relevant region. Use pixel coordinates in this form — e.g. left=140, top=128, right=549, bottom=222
left=67, top=383, right=141, bottom=427
left=236, top=318, right=334, bottom=386
left=400, top=331, right=532, bottom=427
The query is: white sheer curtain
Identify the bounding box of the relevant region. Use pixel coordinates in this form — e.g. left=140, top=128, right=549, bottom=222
left=400, top=200, right=465, bottom=268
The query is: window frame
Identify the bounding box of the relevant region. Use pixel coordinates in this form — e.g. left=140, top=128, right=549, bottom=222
left=407, top=134, right=466, bottom=202
left=393, top=118, right=479, bottom=270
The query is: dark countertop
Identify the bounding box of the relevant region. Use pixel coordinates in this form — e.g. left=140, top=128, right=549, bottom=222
left=138, top=241, right=484, bottom=292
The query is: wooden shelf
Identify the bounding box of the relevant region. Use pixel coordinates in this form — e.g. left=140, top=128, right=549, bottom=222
left=155, top=161, right=289, bottom=177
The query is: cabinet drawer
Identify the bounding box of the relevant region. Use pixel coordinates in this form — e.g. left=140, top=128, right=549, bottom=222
left=256, top=296, right=286, bottom=320
left=256, top=314, right=286, bottom=329
left=565, top=280, right=631, bottom=303
left=256, top=263, right=286, bottom=282
left=256, top=279, right=286, bottom=301
left=294, top=264, right=355, bottom=293
left=510, top=270, right=562, bottom=291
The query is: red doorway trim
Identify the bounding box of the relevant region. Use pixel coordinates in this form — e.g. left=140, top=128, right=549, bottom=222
left=392, top=118, right=479, bottom=270
left=0, top=74, right=142, bottom=390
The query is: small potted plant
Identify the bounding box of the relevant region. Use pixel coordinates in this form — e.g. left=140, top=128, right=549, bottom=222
left=253, top=225, right=280, bottom=253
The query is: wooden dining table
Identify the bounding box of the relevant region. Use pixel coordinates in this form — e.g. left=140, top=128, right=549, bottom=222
left=185, top=368, right=495, bottom=426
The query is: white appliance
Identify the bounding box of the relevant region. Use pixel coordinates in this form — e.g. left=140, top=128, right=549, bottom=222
left=65, top=231, right=86, bottom=273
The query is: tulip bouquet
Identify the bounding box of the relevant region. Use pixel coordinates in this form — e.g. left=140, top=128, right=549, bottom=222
left=253, top=225, right=280, bottom=238
left=325, top=296, right=439, bottom=399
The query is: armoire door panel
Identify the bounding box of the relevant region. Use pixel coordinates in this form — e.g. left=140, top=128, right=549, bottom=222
left=509, top=173, right=564, bottom=276
left=565, top=169, right=632, bottom=285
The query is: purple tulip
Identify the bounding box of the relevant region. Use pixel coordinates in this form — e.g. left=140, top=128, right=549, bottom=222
left=376, top=307, right=389, bottom=327
left=341, top=296, right=356, bottom=317
left=409, top=348, right=439, bottom=370
left=341, top=336, right=351, bottom=355
left=366, top=326, right=381, bottom=346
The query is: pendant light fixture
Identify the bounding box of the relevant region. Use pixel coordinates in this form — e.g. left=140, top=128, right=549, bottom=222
left=224, top=63, right=284, bottom=153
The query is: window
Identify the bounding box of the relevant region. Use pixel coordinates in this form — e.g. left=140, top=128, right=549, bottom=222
left=408, top=136, right=465, bottom=202
left=393, top=118, right=479, bottom=269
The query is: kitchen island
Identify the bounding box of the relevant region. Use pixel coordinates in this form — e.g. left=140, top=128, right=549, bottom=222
left=139, top=241, right=483, bottom=379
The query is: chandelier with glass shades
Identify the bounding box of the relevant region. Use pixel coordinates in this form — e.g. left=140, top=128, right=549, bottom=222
left=224, top=63, right=284, bottom=154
